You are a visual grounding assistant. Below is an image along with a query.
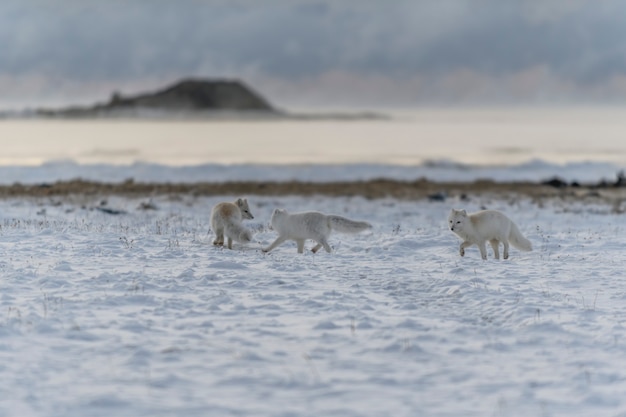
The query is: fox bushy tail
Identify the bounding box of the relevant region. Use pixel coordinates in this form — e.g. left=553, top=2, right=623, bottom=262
left=327, top=215, right=372, bottom=234
left=509, top=223, right=532, bottom=251
left=225, top=223, right=253, bottom=243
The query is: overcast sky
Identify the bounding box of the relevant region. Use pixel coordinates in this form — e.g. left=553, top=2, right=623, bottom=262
left=2, top=0, right=626, bottom=109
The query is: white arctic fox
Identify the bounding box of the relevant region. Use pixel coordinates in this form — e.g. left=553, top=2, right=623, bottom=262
left=210, top=198, right=254, bottom=249
left=263, top=209, right=372, bottom=254
left=448, top=209, right=532, bottom=260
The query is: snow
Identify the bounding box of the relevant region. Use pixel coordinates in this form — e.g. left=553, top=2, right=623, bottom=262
left=3, top=107, right=626, bottom=183
left=0, top=159, right=624, bottom=185
left=2, top=110, right=626, bottom=415
left=1, top=192, right=626, bottom=417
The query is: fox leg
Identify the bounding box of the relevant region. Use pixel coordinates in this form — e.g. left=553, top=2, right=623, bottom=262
left=296, top=239, right=305, bottom=253
left=489, top=239, right=500, bottom=259
left=262, top=236, right=287, bottom=253
left=312, top=238, right=331, bottom=253
left=459, top=241, right=471, bottom=257
left=213, top=228, right=224, bottom=246
left=478, top=242, right=488, bottom=260
left=227, top=237, right=233, bottom=250
left=502, top=240, right=510, bottom=259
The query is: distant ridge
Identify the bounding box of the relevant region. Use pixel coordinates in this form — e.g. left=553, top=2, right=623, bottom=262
left=105, top=79, right=275, bottom=111
left=2, top=78, right=388, bottom=120
left=35, top=78, right=278, bottom=118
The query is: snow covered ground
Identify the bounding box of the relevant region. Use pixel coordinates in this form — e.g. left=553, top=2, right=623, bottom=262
left=2, top=110, right=626, bottom=416
left=1, top=192, right=625, bottom=417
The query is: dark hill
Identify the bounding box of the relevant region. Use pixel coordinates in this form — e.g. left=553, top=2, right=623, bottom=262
left=108, top=79, right=275, bottom=111
left=37, top=78, right=277, bottom=118
left=16, top=78, right=389, bottom=120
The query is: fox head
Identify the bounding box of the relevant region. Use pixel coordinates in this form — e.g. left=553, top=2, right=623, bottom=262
left=236, top=198, right=254, bottom=219
left=448, top=209, right=467, bottom=233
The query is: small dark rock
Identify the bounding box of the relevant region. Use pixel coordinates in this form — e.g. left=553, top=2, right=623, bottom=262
left=541, top=177, right=568, bottom=188
left=95, top=207, right=127, bottom=215
left=427, top=191, right=447, bottom=202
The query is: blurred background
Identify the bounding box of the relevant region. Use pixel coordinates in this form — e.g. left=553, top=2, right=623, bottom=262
left=3, top=0, right=626, bottom=111
left=2, top=0, right=626, bottom=175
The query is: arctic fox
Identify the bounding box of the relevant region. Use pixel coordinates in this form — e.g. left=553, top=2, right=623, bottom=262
left=448, top=209, right=532, bottom=260
left=262, top=209, right=372, bottom=254
left=210, top=198, right=254, bottom=249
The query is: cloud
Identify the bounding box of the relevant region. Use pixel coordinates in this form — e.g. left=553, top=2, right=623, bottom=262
left=2, top=0, right=626, bottom=108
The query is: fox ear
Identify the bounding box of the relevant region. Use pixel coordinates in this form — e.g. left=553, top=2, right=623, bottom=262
left=460, top=209, right=467, bottom=216
left=236, top=198, right=243, bottom=205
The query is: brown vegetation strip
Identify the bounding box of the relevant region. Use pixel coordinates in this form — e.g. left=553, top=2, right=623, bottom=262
left=2, top=179, right=626, bottom=204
